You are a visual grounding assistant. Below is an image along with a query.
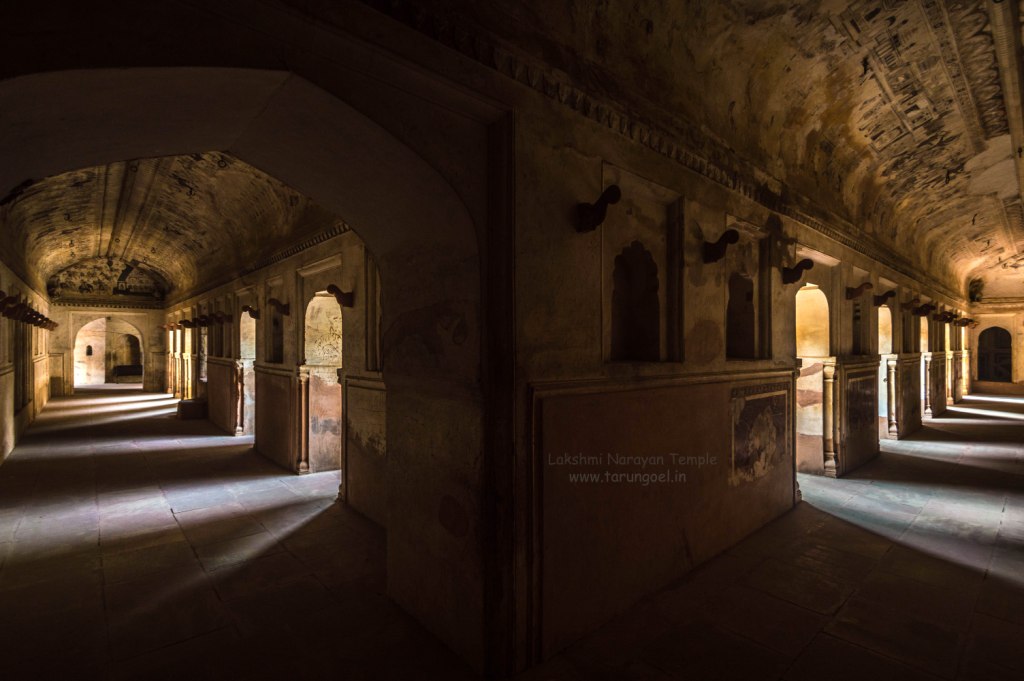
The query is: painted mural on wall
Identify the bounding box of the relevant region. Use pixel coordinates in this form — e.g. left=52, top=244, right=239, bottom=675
left=308, top=371, right=343, bottom=472
left=846, top=374, right=876, bottom=431
left=47, top=257, right=166, bottom=303
left=902, top=361, right=921, bottom=426
left=730, top=383, right=788, bottom=485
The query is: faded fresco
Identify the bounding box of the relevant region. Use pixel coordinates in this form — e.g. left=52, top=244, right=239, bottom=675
left=847, top=375, right=876, bottom=431
left=730, top=384, right=788, bottom=485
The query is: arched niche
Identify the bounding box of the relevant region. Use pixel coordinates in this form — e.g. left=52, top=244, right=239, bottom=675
left=878, top=306, right=893, bottom=355
left=610, top=240, right=660, bottom=361
left=726, top=272, right=756, bottom=359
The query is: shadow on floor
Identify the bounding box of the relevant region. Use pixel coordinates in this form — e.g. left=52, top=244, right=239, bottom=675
left=0, top=390, right=474, bottom=680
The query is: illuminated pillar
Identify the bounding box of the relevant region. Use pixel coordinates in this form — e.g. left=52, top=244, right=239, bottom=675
left=823, top=360, right=837, bottom=478
left=945, top=351, right=953, bottom=405
left=886, top=357, right=898, bottom=435
left=234, top=359, right=245, bottom=436
left=923, top=353, right=932, bottom=416
left=298, top=365, right=310, bottom=473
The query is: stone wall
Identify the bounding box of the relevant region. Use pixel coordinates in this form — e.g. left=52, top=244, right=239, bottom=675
left=508, top=60, right=971, bottom=660
left=0, top=262, right=51, bottom=463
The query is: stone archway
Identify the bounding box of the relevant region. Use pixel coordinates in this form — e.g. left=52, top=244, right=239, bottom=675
left=795, top=284, right=834, bottom=475
left=978, top=326, right=1012, bottom=383
left=71, top=316, right=146, bottom=390
left=302, top=293, right=343, bottom=473
left=0, top=66, right=495, bottom=670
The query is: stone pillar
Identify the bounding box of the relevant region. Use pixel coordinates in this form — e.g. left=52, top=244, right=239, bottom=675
left=886, top=356, right=898, bottom=435
left=337, top=366, right=346, bottom=502
left=184, top=355, right=193, bottom=400
left=945, top=351, right=953, bottom=405
left=961, top=350, right=970, bottom=396
left=175, top=353, right=183, bottom=397
left=923, top=353, right=932, bottom=416
left=170, top=353, right=176, bottom=395
left=298, top=365, right=310, bottom=474
left=234, top=359, right=245, bottom=435
left=823, top=360, right=837, bottom=478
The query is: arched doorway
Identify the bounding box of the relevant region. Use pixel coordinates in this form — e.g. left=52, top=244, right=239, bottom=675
left=920, top=312, right=930, bottom=416
left=878, top=305, right=893, bottom=438
left=0, top=66, right=490, bottom=671
left=302, top=294, right=343, bottom=473
left=978, top=327, right=1012, bottom=382
left=795, top=285, right=832, bottom=474
left=237, top=311, right=257, bottom=435
left=73, top=318, right=144, bottom=388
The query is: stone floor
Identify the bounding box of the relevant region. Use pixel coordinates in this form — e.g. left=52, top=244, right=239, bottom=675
left=0, top=388, right=473, bottom=680
left=1, top=390, right=1022, bottom=680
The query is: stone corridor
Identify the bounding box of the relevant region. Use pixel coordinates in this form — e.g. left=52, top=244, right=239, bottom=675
left=1, top=390, right=1022, bottom=679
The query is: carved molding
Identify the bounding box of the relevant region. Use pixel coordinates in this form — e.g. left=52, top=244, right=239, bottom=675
left=366, top=0, right=965, bottom=304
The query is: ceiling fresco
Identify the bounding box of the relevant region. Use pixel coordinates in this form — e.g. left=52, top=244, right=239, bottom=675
left=0, top=152, right=340, bottom=304
left=47, top=257, right=168, bottom=303
left=395, top=0, right=1024, bottom=297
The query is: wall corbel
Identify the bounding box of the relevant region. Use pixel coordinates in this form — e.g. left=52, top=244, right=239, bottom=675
left=326, top=284, right=355, bottom=308
left=268, top=298, right=290, bottom=316
left=702, top=229, right=739, bottom=264
left=872, top=290, right=896, bottom=306
left=780, top=258, right=813, bottom=284
left=576, top=184, right=621, bottom=233
left=845, top=282, right=873, bottom=300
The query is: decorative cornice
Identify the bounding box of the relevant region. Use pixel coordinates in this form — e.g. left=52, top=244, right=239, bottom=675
left=52, top=298, right=162, bottom=310
left=363, top=0, right=964, bottom=304
left=242, top=222, right=351, bottom=275
left=164, top=221, right=351, bottom=306
left=971, top=296, right=1024, bottom=313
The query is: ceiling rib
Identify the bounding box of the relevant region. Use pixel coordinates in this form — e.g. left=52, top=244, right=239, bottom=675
left=989, top=0, right=1024, bottom=259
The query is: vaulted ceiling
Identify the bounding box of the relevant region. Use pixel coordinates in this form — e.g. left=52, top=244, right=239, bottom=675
left=420, top=0, right=1024, bottom=298
left=0, top=152, right=340, bottom=305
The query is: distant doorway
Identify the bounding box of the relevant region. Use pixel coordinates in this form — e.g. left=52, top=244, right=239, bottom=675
left=795, top=284, right=830, bottom=474
left=920, top=316, right=930, bottom=414
left=978, top=327, right=1012, bottom=383
left=238, top=312, right=257, bottom=435
left=303, top=294, right=343, bottom=472
left=73, top=318, right=144, bottom=388
left=878, top=305, right=893, bottom=438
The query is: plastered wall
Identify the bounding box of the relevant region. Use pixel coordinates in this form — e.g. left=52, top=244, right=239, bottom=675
left=511, top=85, right=970, bottom=657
